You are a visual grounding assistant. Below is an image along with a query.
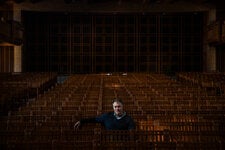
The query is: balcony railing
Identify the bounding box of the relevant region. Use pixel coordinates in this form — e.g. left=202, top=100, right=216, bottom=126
left=0, top=19, right=23, bottom=45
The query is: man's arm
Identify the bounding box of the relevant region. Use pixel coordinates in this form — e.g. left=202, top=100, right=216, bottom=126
left=74, top=114, right=106, bottom=129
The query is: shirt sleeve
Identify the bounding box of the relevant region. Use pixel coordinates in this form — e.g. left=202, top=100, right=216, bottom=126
left=80, top=113, right=106, bottom=124
left=95, top=113, right=107, bottom=123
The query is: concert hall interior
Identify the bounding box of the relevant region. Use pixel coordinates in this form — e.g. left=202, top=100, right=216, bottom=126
left=0, top=0, right=225, bottom=149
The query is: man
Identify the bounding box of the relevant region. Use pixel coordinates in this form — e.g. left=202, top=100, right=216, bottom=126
left=74, top=98, right=135, bottom=130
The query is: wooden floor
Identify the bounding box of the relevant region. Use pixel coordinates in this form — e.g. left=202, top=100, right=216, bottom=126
left=0, top=72, right=225, bottom=149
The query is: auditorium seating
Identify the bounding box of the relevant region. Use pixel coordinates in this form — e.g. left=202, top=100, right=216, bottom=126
left=0, top=72, right=57, bottom=115
left=177, top=72, right=225, bottom=96
left=0, top=72, right=224, bottom=149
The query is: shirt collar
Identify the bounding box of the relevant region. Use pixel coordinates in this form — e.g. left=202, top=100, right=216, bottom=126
left=114, top=112, right=126, bottom=120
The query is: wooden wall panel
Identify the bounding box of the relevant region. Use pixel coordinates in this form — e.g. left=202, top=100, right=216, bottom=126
left=22, top=12, right=203, bottom=74
left=0, top=46, right=14, bottom=72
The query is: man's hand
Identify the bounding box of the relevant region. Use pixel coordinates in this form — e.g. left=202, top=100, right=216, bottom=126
left=74, top=121, right=81, bottom=130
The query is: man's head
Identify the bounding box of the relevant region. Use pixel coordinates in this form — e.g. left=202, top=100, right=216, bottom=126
left=112, top=98, right=124, bottom=116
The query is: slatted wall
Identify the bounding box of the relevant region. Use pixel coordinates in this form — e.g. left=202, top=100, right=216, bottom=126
left=0, top=46, right=14, bottom=72
left=22, top=12, right=203, bottom=74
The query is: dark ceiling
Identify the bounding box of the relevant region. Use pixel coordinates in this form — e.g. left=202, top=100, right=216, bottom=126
left=2, top=0, right=223, bottom=4
left=1, top=0, right=225, bottom=9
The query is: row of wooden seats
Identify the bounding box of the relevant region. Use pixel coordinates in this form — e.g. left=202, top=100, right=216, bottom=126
left=127, top=74, right=225, bottom=111
left=139, top=120, right=218, bottom=132
left=1, top=141, right=222, bottom=150
left=15, top=73, right=224, bottom=119
left=0, top=72, right=57, bottom=89
left=1, top=73, right=224, bottom=149
left=2, top=141, right=222, bottom=150
left=1, top=129, right=224, bottom=149
left=177, top=72, right=225, bottom=96
left=0, top=72, right=58, bottom=115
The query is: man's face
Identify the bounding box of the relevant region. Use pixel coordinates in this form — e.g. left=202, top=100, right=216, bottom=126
left=113, top=101, right=123, bottom=116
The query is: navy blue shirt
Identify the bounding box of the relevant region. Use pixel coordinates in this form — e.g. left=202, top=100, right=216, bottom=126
left=80, top=112, right=135, bottom=130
